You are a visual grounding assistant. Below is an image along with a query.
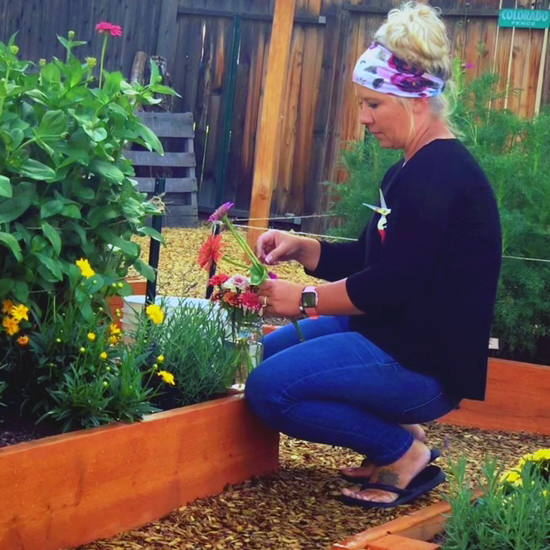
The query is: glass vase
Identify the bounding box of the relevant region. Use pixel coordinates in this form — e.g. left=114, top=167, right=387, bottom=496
left=231, top=318, right=264, bottom=390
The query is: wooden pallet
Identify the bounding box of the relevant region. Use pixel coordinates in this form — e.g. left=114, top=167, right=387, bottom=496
left=125, top=112, right=198, bottom=227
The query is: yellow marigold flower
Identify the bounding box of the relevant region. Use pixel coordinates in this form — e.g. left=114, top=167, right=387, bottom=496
left=88, top=332, right=97, bottom=342
left=11, top=304, right=29, bottom=322
left=10, top=45, right=19, bottom=55
left=76, top=258, right=95, bottom=279
left=158, top=355, right=165, bottom=363
left=146, top=304, right=164, bottom=324
left=109, top=335, right=119, bottom=346
left=3, top=316, right=20, bottom=336
left=39, top=58, right=47, bottom=67
left=109, top=323, right=122, bottom=335
left=532, top=449, right=550, bottom=461
left=100, top=352, right=108, bottom=360
left=86, top=56, right=97, bottom=68
left=501, top=470, right=522, bottom=484
left=2, top=299, right=14, bottom=315
left=17, top=335, right=30, bottom=346
left=157, top=370, right=175, bottom=385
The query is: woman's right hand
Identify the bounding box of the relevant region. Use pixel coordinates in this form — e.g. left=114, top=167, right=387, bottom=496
left=256, top=230, right=304, bottom=265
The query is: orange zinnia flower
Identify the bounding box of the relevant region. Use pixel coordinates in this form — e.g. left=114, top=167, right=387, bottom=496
left=17, top=335, right=30, bottom=346
left=198, top=234, right=226, bottom=271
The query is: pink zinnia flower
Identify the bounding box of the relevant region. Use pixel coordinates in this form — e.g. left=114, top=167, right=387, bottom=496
left=240, top=290, right=262, bottom=312
left=228, top=275, right=250, bottom=291
left=209, top=202, right=234, bottom=222
left=96, top=22, right=123, bottom=37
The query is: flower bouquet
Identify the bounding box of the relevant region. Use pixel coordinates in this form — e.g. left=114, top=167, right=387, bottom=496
left=198, top=203, right=270, bottom=388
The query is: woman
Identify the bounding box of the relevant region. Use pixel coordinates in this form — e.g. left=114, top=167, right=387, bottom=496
left=245, top=2, right=502, bottom=508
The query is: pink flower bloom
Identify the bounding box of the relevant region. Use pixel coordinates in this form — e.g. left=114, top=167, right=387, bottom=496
left=229, top=275, right=250, bottom=291
left=96, top=22, right=123, bottom=37
left=209, top=202, right=234, bottom=222
left=209, top=273, right=230, bottom=287
left=240, top=290, right=262, bottom=312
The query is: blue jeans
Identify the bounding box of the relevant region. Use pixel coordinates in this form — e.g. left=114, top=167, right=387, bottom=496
left=245, top=316, right=459, bottom=465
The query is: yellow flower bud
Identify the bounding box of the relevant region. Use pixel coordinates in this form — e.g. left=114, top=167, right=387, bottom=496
left=158, top=355, right=165, bottom=363
left=80, top=347, right=86, bottom=353
left=87, top=332, right=97, bottom=342
left=10, top=45, right=19, bottom=55
left=118, top=282, right=124, bottom=288
left=100, top=352, right=108, bottom=360
left=68, top=30, right=75, bottom=40
left=86, top=57, right=97, bottom=68
left=39, top=58, right=47, bottom=67
left=103, top=381, right=108, bottom=387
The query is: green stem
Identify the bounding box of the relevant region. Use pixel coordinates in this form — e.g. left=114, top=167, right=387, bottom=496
left=222, top=257, right=251, bottom=271
left=291, top=318, right=306, bottom=342
left=98, top=34, right=109, bottom=89
left=223, top=216, right=264, bottom=271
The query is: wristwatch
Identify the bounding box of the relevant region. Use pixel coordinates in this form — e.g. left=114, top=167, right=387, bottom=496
left=300, top=286, right=319, bottom=319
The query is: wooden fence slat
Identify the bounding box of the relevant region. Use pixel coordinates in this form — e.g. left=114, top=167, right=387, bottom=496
left=137, top=112, right=194, bottom=138
left=135, top=177, right=198, bottom=193
left=125, top=151, right=196, bottom=168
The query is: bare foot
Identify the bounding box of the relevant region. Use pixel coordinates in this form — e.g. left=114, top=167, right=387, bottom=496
left=341, top=439, right=431, bottom=503
left=341, top=424, right=426, bottom=479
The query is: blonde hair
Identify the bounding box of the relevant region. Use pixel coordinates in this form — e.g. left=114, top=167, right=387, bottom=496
left=374, top=2, right=455, bottom=126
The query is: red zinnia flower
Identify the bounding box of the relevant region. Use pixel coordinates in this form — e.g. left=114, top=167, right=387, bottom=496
left=209, top=273, right=230, bottom=287
left=198, top=234, right=226, bottom=271
left=96, top=22, right=123, bottom=37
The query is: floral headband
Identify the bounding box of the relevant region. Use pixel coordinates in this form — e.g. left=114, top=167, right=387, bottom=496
left=353, top=42, right=446, bottom=98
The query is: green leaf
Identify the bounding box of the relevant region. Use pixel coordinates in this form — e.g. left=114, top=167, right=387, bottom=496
left=41, top=63, right=61, bottom=84
left=250, top=263, right=269, bottom=286
left=0, top=182, right=34, bottom=223
left=37, top=110, right=68, bottom=137
left=150, top=84, right=179, bottom=96
left=41, top=221, right=62, bottom=255
left=12, top=280, right=29, bottom=303
left=61, top=204, right=81, bottom=219
left=18, top=159, right=57, bottom=181
left=133, top=258, right=156, bottom=282
left=83, top=125, right=108, bottom=142
left=0, top=176, right=12, bottom=198
left=97, top=228, right=140, bottom=258
left=87, top=205, right=119, bottom=229
left=137, top=225, right=165, bottom=244
left=41, top=199, right=64, bottom=218
left=34, top=252, right=63, bottom=281
left=0, top=232, right=23, bottom=261
left=0, top=278, right=14, bottom=295
left=136, top=123, right=163, bottom=155
left=89, top=160, right=124, bottom=183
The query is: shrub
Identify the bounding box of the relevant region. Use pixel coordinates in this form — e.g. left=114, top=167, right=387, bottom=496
left=0, top=30, right=174, bottom=322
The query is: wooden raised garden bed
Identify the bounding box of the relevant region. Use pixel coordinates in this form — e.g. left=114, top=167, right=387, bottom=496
left=332, top=357, right=550, bottom=549
left=0, top=394, right=279, bottom=550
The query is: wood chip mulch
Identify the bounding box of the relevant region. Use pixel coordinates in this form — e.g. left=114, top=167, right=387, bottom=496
left=78, top=425, right=549, bottom=550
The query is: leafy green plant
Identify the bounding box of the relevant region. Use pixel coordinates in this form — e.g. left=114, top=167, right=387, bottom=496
left=444, top=452, right=550, bottom=550
left=327, top=66, right=550, bottom=363
left=0, top=29, right=176, bottom=321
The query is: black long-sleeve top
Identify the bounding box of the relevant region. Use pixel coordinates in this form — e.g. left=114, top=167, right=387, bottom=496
left=307, top=139, right=502, bottom=400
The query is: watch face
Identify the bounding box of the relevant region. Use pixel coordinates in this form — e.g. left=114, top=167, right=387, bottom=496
left=301, top=291, right=318, bottom=309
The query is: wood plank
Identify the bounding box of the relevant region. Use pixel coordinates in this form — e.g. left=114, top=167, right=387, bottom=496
left=439, top=358, right=550, bottom=435
left=247, top=0, right=297, bottom=246
left=125, top=151, right=196, bottom=168
left=156, top=0, right=180, bottom=71
left=0, top=395, right=278, bottom=550
left=135, top=177, right=198, bottom=193
left=368, top=534, right=440, bottom=550
left=137, top=112, right=194, bottom=138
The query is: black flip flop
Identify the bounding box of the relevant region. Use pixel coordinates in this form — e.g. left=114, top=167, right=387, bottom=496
left=338, top=464, right=446, bottom=509
left=340, top=447, right=441, bottom=483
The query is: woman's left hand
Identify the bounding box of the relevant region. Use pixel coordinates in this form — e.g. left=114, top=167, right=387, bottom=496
left=258, top=279, right=303, bottom=317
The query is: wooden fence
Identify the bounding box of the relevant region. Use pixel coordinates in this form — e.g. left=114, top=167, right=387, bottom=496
left=2, top=0, right=550, bottom=232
